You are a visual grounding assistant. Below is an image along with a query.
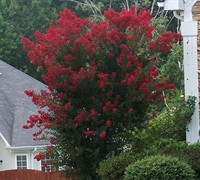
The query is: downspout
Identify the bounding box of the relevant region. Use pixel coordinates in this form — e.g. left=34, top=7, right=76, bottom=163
left=181, top=0, right=199, bottom=143
left=30, top=147, right=38, bottom=169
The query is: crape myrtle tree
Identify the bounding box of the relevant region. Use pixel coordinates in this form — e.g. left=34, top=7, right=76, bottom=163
left=22, top=5, right=180, bottom=179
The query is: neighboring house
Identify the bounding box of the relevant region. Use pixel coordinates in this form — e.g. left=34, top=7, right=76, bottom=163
left=0, top=60, right=49, bottom=171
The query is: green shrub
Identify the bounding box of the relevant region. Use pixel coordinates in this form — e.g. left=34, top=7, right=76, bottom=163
left=97, top=152, right=137, bottom=180
left=147, top=139, right=200, bottom=178
left=137, top=139, right=200, bottom=179
left=178, top=143, right=200, bottom=178
left=124, top=155, right=196, bottom=180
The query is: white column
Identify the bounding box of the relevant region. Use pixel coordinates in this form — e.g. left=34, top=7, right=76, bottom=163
left=182, top=21, right=199, bottom=143
left=181, top=0, right=199, bottom=143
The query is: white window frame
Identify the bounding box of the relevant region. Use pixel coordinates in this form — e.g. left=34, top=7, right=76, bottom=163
left=40, top=156, right=57, bottom=172
left=15, top=154, right=28, bottom=169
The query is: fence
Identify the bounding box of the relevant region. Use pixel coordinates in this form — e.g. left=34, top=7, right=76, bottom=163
left=0, top=169, right=68, bottom=180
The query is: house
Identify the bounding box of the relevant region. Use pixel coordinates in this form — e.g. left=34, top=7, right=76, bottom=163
left=0, top=60, right=49, bottom=171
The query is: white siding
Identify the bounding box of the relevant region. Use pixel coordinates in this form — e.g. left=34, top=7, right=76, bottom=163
left=0, top=136, right=44, bottom=171
left=0, top=137, right=15, bottom=170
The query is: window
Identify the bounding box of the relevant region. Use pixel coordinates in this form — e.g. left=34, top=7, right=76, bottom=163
left=41, top=156, right=57, bottom=172
left=16, top=155, right=27, bottom=169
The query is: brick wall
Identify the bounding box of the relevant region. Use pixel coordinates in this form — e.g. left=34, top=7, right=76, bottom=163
left=192, top=1, right=200, bottom=102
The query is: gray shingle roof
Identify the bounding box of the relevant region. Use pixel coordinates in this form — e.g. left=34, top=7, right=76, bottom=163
left=0, top=60, right=48, bottom=147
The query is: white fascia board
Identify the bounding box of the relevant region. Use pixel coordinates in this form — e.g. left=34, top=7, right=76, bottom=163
left=164, top=0, right=184, bottom=11
left=6, top=145, right=47, bottom=151
left=0, top=132, right=11, bottom=147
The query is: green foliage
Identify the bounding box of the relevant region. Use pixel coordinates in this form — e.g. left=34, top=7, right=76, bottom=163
left=124, top=155, right=196, bottom=180
left=148, top=95, right=196, bottom=140
left=131, top=95, right=196, bottom=151
left=0, top=0, right=68, bottom=79
left=180, top=143, right=200, bottom=178
left=160, top=44, right=184, bottom=90
left=145, top=138, right=187, bottom=155
left=97, top=152, right=137, bottom=180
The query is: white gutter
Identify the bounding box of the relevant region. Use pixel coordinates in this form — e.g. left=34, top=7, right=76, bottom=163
left=6, top=145, right=47, bottom=151
left=30, top=147, right=38, bottom=169
left=0, top=133, right=48, bottom=150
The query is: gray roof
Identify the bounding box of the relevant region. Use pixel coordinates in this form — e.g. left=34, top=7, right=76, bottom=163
left=0, top=60, right=48, bottom=147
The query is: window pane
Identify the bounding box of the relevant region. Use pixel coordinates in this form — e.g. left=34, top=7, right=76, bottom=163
left=22, top=156, right=26, bottom=161
left=17, top=156, right=21, bottom=161
left=41, top=155, right=56, bottom=172
left=41, top=166, right=45, bottom=172
left=16, top=155, right=27, bottom=169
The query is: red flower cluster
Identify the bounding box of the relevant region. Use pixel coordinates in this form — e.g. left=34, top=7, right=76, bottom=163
left=99, top=131, right=107, bottom=139
left=22, top=6, right=180, bottom=155
left=34, top=153, right=42, bottom=161
left=84, top=130, right=94, bottom=136
left=105, top=120, right=111, bottom=127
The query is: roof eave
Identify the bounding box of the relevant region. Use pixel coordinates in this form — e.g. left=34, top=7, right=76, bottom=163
left=0, top=132, right=11, bottom=148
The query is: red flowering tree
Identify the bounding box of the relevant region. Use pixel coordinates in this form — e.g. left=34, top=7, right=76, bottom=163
left=22, top=6, right=180, bottom=179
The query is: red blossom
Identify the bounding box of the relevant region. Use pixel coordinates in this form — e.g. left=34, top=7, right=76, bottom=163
left=84, top=130, right=94, bottom=136
left=24, top=90, right=34, bottom=97
left=103, top=106, right=108, bottom=112
left=90, top=109, right=97, bottom=117
left=42, top=162, right=47, bottom=167
left=64, top=102, right=72, bottom=109
left=46, top=151, right=50, bottom=156
left=108, top=53, right=113, bottom=59
left=85, top=118, right=90, bottom=122
left=21, top=37, right=34, bottom=51
left=22, top=124, right=29, bottom=129
left=34, top=153, right=42, bottom=161
left=33, top=130, right=42, bottom=137
left=112, top=108, right=117, bottom=113
left=121, top=79, right=126, bottom=85
left=99, top=131, right=107, bottom=139
left=97, top=73, right=110, bottom=88
left=166, top=84, right=175, bottom=90
left=105, top=120, right=111, bottom=127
